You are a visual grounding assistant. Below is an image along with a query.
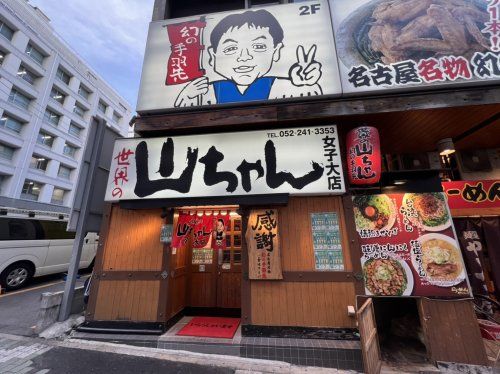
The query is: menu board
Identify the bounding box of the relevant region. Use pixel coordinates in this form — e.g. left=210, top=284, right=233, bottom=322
left=311, top=213, right=344, bottom=271
left=192, top=249, right=213, bottom=264
left=352, top=192, right=471, bottom=297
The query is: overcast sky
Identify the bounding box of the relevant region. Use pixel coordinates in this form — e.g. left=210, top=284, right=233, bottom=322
left=29, top=0, right=155, bottom=109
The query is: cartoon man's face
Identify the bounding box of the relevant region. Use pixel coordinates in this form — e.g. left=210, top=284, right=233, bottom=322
left=216, top=220, right=225, bottom=232
left=209, top=24, right=283, bottom=86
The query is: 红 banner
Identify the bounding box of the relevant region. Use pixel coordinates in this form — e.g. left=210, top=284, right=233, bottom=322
left=105, top=125, right=345, bottom=201
left=137, top=0, right=341, bottom=112
left=443, top=180, right=500, bottom=210
left=330, top=0, right=500, bottom=94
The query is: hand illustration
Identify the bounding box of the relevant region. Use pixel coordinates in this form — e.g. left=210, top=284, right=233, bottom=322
left=289, top=45, right=322, bottom=87
left=174, top=76, right=209, bottom=107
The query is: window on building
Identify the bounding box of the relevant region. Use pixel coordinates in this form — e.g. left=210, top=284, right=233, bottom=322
left=97, top=100, right=107, bottom=115
left=63, top=143, right=77, bottom=158
left=0, top=20, right=14, bottom=41
left=57, top=165, right=72, bottom=180
left=0, top=143, right=15, bottom=160
left=21, top=180, right=42, bottom=201
left=8, top=89, right=31, bottom=110
left=51, top=188, right=65, bottom=204
left=111, top=111, right=121, bottom=123
left=44, top=108, right=60, bottom=126
left=17, top=65, right=37, bottom=85
left=0, top=49, right=7, bottom=65
left=50, top=87, right=66, bottom=104
left=29, top=155, right=48, bottom=171
left=169, top=0, right=244, bottom=18
left=78, top=85, right=91, bottom=100
left=56, top=68, right=71, bottom=85
left=25, top=43, right=44, bottom=65
left=0, top=174, right=7, bottom=195
left=68, top=122, right=82, bottom=138
left=249, top=0, right=280, bottom=7
left=0, top=114, right=23, bottom=134
left=37, top=131, right=54, bottom=148
left=73, top=103, right=85, bottom=118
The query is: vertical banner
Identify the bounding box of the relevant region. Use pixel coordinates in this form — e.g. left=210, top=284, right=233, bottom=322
left=346, top=126, right=381, bottom=185
left=246, top=209, right=282, bottom=280
left=172, top=212, right=197, bottom=248
left=311, top=212, right=344, bottom=270
left=212, top=213, right=230, bottom=250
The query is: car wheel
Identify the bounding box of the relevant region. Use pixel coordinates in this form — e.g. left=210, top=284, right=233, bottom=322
left=0, top=262, right=34, bottom=291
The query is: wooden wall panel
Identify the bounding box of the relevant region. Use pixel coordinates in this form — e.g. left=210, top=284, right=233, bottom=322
left=250, top=281, right=356, bottom=328
left=278, top=196, right=353, bottom=272
left=93, top=280, right=160, bottom=321
left=188, top=273, right=216, bottom=307
left=102, top=207, right=164, bottom=271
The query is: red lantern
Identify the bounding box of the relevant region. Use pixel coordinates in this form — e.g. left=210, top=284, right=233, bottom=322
left=346, top=126, right=381, bottom=185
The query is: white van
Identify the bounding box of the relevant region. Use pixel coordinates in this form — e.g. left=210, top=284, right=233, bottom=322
left=0, top=217, right=97, bottom=291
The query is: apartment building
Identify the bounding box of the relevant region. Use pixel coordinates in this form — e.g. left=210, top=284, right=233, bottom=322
left=0, top=0, right=132, bottom=216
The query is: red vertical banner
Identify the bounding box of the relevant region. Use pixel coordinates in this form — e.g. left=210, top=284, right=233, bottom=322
left=346, top=126, right=381, bottom=185
left=172, top=212, right=196, bottom=248
left=165, top=19, right=206, bottom=85
left=211, top=214, right=230, bottom=250
left=192, top=213, right=213, bottom=249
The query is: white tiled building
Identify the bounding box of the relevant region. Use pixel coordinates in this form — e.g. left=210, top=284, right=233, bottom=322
left=0, top=0, right=132, bottom=215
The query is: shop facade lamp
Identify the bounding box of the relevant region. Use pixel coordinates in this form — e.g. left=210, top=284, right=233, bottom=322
left=437, top=138, right=455, bottom=156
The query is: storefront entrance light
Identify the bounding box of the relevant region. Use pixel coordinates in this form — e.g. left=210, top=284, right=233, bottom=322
left=437, top=138, right=455, bottom=156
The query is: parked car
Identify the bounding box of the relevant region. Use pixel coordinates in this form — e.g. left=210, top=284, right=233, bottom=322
left=0, top=217, right=97, bottom=291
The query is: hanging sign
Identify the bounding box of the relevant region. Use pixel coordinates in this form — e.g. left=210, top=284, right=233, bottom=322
left=442, top=180, right=500, bottom=210
left=311, top=212, right=344, bottom=270
left=212, top=214, right=230, bottom=250
left=352, top=192, right=471, bottom=297
left=246, top=209, right=282, bottom=280
left=346, top=126, right=381, bottom=185
left=137, top=0, right=341, bottom=112
left=160, top=224, right=173, bottom=244
left=105, top=125, right=345, bottom=201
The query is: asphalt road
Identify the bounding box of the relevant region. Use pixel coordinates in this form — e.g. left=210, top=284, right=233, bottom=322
left=0, top=272, right=89, bottom=336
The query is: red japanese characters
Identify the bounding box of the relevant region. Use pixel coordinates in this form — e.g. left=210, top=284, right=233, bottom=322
left=346, top=126, right=381, bottom=185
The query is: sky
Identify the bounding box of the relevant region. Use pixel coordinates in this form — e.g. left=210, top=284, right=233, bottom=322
left=29, top=0, right=155, bottom=110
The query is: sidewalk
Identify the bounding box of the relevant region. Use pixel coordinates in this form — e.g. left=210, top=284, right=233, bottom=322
left=0, top=333, right=356, bottom=374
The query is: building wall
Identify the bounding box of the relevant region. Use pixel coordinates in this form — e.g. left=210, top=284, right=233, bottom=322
left=0, top=0, right=133, bottom=214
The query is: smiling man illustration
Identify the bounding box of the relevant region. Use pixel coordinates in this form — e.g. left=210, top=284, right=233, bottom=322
left=174, top=9, right=323, bottom=107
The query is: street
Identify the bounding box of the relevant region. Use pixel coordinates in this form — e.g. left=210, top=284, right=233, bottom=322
left=0, top=273, right=89, bottom=336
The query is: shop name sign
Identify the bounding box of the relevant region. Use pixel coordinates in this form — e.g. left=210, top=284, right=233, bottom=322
left=104, top=125, right=345, bottom=201
left=137, top=0, right=341, bottom=112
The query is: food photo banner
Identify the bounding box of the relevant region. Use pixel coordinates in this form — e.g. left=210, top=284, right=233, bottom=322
left=104, top=125, right=345, bottom=201
left=137, top=0, right=342, bottom=112
left=330, top=0, right=500, bottom=94
left=353, top=192, right=471, bottom=297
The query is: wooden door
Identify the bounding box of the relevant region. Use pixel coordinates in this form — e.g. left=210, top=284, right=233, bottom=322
left=216, top=215, right=242, bottom=309
left=357, top=298, right=382, bottom=374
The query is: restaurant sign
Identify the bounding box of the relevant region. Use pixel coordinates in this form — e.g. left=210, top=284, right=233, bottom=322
left=137, top=0, right=341, bottom=112
left=104, top=125, right=345, bottom=201
left=331, top=0, right=500, bottom=94
left=353, top=192, right=471, bottom=297
left=246, top=209, right=282, bottom=279
left=443, top=180, right=500, bottom=210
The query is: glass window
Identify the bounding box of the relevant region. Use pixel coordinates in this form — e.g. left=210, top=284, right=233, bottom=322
left=8, top=89, right=31, bottom=110
left=73, top=103, right=85, bottom=118
left=97, top=100, right=107, bottom=114
left=21, top=180, right=42, bottom=201
left=17, top=65, right=37, bottom=85
left=111, top=111, right=120, bottom=123
left=0, top=21, right=14, bottom=41
left=50, top=87, right=66, bottom=104
left=68, top=122, right=82, bottom=137
left=37, top=131, right=54, bottom=148
left=25, top=43, right=44, bottom=65
left=29, top=155, right=48, bottom=171
left=56, top=68, right=71, bottom=85
left=0, top=143, right=15, bottom=160
left=0, top=50, right=6, bottom=65
left=63, top=143, right=77, bottom=158
left=44, top=108, right=60, bottom=126
left=0, top=115, right=23, bottom=134
left=0, top=174, right=6, bottom=195
left=51, top=188, right=65, bottom=204
left=78, top=85, right=90, bottom=100
left=249, top=0, right=280, bottom=7
left=58, top=165, right=72, bottom=179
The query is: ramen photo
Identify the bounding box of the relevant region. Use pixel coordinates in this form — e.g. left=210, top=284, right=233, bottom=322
left=421, top=235, right=463, bottom=284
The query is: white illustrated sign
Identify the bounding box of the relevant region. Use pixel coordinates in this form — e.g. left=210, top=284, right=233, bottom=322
left=137, top=1, right=341, bottom=112
left=105, top=125, right=345, bottom=201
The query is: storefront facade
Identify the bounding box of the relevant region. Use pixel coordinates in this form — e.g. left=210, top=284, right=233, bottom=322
left=84, top=0, right=499, bottom=371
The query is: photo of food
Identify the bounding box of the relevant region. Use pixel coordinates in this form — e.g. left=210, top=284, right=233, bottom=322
left=353, top=194, right=396, bottom=231
left=403, top=192, right=451, bottom=231
left=362, top=257, right=413, bottom=296
left=335, top=0, right=490, bottom=67
left=418, top=233, right=465, bottom=286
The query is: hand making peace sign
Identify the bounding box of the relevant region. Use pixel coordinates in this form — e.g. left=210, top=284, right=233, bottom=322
left=289, top=45, right=322, bottom=87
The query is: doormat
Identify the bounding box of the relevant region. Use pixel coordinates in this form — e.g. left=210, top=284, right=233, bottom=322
left=176, top=317, right=240, bottom=339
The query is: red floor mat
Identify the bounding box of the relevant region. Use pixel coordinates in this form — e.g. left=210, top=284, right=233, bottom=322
left=176, top=317, right=240, bottom=339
